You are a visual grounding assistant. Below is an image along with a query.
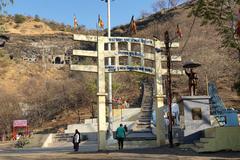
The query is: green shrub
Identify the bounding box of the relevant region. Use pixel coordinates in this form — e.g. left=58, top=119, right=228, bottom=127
left=34, top=15, right=40, bottom=22
left=14, top=14, right=26, bottom=24
left=15, top=136, right=30, bottom=148
left=0, top=25, right=5, bottom=33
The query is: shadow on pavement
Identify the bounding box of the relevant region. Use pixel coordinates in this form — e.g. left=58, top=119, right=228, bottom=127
left=68, top=145, right=240, bottom=159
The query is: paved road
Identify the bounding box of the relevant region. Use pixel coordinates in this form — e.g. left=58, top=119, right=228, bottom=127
left=0, top=145, right=239, bottom=160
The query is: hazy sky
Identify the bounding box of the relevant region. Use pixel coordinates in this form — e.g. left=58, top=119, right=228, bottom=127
left=4, top=0, right=160, bottom=29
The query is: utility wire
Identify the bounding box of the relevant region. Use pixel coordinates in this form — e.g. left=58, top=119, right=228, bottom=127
left=179, top=15, right=196, bottom=54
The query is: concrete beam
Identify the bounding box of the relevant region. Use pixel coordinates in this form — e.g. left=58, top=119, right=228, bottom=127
left=108, top=37, right=154, bottom=46
left=70, top=65, right=97, bottom=72
left=155, top=41, right=179, bottom=48
left=161, top=69, right=184, bottom=75
left=74, top=34, right=98, bottom=42
left=161, top=55, right=182, bottom=61
left=144, top=53, right=182, bottom=61
left=73, top=50, right=97, bottom=57
left=103, top=51, right=181, bottom=62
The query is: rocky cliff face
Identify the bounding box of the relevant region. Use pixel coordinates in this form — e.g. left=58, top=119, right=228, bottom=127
left=3, top=33, right=77, bottom=61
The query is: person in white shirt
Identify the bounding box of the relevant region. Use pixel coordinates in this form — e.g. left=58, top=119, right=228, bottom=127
left=72, top=129, right=81, bottom=151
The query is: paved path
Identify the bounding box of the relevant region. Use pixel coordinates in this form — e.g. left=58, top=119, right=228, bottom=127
left=0, top=145, right=239, bottom=160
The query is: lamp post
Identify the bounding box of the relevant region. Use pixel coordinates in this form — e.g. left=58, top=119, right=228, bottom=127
left=101, top=0, right=113, bottom=140
left=164, top=31, right=173, bottom=148
left=153, top=30, right=174, bottom=148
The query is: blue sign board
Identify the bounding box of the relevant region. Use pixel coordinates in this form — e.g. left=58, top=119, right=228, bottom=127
left=109, top=37, right=153, bottom=46
left=105, top=65, right=154, bottom=74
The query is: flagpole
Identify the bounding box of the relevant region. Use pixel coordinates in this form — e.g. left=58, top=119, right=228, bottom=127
left=107, top=0, right=113, bottom=141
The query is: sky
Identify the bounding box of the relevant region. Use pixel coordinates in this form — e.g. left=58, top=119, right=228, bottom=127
left=4, top=0, right=158, bottom=29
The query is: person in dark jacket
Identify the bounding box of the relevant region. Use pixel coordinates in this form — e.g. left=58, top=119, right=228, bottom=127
left=116, top=124, right=126, bottom=150
left=72, top=129, right=81, bottom=151
left=124, top=125, right=128, bottom=133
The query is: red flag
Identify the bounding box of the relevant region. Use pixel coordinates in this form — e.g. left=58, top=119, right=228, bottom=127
left=176, top=24, right=182, bottom=38
left=129, top=16, right=137, bottom=34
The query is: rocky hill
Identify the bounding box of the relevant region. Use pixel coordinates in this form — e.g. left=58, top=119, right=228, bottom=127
left=112, top=3, right=240, bottom=107
left=0, top=3, right=239, bottom=133
left=0, top=16, right=142, bottom=133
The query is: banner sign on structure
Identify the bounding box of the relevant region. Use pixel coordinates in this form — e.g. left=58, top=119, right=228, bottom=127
left=109, top=37, right=153, bottom=46
left=106, top=65, right=154, bottom=74
left=13, top=120, right=27, bottom=127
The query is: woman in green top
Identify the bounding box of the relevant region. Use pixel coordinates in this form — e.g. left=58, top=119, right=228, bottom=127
left=116, top=124, right=126, bottom=150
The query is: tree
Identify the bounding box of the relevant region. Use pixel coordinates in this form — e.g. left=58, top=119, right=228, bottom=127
left=152, top=0, right=167, bottom=12
left=0, top=0, right=13, bottom=12
left=152, top=0, right=189, bottom=12
left=190, top=0, right=240, bottom=61
left=0, top=92, right=22, bottom=136
left=0, top=0, right=14, bottom=34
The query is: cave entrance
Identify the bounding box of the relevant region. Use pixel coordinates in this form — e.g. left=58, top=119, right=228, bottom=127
left=55, top=57, right=61, bottom=64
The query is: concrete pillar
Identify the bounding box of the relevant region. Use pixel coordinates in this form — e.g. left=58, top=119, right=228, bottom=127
left=115, top=42, right=119, bottom=67
left=97, top=37, right=107, bottom=150
left=154, top=42, right=166, bottom=146
left=127, top=42, right=132, bottom=65
left=140, top=43, right=144, bottom=66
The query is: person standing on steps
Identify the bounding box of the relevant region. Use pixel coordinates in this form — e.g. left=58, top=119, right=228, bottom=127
left=72, top=129, right=81, bottom=152
left=124, top=125, right=128, bottom=133
left=116, top=124, right=126, bottom=150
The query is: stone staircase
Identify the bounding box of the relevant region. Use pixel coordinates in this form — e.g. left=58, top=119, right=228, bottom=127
left=190, top=127, right=240, bottom=152
left=135, top=82, right=153, bottom=131
left=107, top=140, right=157, bottom=150
left=53, top=133, right=73, bottom=143
left=126, top=82, right=156, bottom=142
left=24, top=134, right=49, bottom=148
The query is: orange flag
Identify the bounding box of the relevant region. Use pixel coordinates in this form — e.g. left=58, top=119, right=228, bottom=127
left=176, top=24, right=183, bottom=38
left=74, top=15, right=78, bottom=30
left=129, top=16, right=137, bottom=34
left=98, top=14, right=104, bottom=29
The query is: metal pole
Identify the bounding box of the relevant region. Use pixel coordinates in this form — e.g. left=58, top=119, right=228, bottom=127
left=164, top=31, right=173, bottom=148
left=206, top=74, right=209, bottom=96
left=107, top=0, right=113, bottom=140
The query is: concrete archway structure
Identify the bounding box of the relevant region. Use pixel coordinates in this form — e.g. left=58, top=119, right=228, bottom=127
left=71, top=34, right=182, bottom=150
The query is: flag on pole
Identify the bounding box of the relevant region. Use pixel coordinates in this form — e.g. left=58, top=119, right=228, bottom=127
left=74, top=15, right=78, bottom=30
left=98, top=14, right=104, bottom=29
left=129, top=16, right=137, bottom=34
left=176, top=24, right=182, bottom=38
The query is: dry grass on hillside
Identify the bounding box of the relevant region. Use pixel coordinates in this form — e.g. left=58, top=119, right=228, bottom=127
left=113, top=5, right=240, bottom=107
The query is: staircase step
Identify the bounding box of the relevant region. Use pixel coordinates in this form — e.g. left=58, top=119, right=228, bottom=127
left=136, top=125, right=151, bottom=128
left=142, top=103, right=152, bottom=108
left=200, top=137, right=213, bottom=143
left=140, top=114, right=151, bottom=117
left=190, top=145, right=202, bottom=153
left=132, top=128, right=152, bottom=132
left=142, top=104, right=152, bottom=108
left=138, top=120, right=151, bottom=123
left=141, top=109, right=152, bottom=112
left=137, top=82, right=153, bottom=129
left=137, top=121, right=151, bottom=125
left=126, top=133, right=156, bottom=141
left=107, top=140, right=157, bottom=150
left=194, top=142, right=205, bottom=148
left=139, top=117, right=151, bottom=120
left=140, top=112, right=151, bottom=114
